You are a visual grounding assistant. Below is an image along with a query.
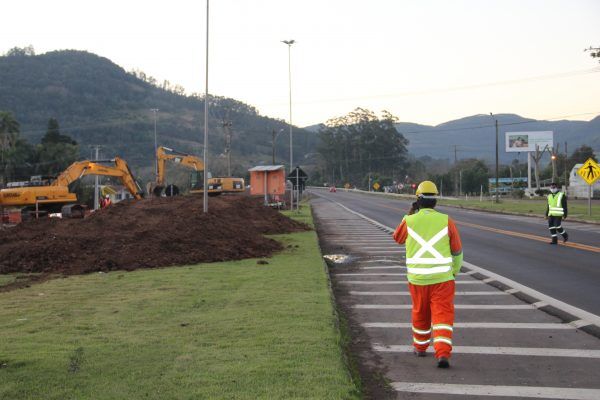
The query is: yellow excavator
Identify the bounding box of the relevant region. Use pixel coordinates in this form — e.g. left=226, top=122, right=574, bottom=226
left=0, top=157, right=143, bottom=217
left=152, top=146, right=245, bottom=196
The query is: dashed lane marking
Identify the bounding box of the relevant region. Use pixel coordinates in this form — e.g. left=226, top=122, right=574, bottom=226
left=364, top=322, right=575, bottom=329
left=375, top=345, right=600, bottom=358
left=390, top=382, right=600, bottom=400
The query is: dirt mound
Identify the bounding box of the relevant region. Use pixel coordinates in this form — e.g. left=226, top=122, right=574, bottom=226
left=0, top=195, right=310, bottom=276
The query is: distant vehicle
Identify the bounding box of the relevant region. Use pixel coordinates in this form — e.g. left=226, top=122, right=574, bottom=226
left=329, top=186, right=337, bottom=193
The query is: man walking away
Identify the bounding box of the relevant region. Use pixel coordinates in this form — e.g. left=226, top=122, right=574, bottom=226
left=392, top=180, right=463, bottom=368
left=546, top=182, right=568, bottom=244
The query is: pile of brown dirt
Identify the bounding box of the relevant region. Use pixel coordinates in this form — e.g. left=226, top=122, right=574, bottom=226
left=0, top=195, right=310, bottom=276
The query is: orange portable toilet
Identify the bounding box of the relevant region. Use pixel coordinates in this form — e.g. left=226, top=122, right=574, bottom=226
left=248, top=165, right=286, bottom=204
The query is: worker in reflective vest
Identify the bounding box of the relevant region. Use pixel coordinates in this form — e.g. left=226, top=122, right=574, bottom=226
left=546, top=182, right=568, bottom=245
left=393, top=180, right=463, bottom=368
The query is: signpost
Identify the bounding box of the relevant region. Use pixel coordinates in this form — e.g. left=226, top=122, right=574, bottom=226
left=577, top=158, right=600, bottom=216
left=287, top=167, right=308, bottom=211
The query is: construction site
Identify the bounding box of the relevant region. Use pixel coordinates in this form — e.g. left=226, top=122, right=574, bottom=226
left=0, top=194, right=309, bottom=288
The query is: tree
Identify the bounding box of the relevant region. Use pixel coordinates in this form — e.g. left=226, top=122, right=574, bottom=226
left=0, top=112, right=21, bottom=184
left=41, top=118, right=77, bottom=145
left=37, top=118, right=79, bottom=175
left=449, top=159, right=489, bottom=195
left=569, top=145, right=597, bottom=166
left=317, top=108, right=409, bottom=187
left=586, top=46, right=600, bottom=63
left=4, top=45, right=35, bottom=56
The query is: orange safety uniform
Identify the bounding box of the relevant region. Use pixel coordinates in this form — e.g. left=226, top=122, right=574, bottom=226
left=393, top=211, right=462, bottom=359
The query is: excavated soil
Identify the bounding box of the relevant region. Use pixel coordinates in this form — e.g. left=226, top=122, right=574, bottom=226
left=0, top=195, right=310, bottom=279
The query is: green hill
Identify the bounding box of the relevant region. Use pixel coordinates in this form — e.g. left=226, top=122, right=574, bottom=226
left=0, top=49, right=315, bottom=180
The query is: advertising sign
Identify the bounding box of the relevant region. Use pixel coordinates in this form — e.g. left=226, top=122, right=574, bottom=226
left=505, top=131, right=553, bottom=152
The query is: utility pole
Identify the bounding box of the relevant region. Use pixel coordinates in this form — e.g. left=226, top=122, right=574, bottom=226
left=564, top=141, right=568, bottom=192
left=454, top=145, right=459, bottom=196
left=490, top=113, right=499, bottom=203
left=151, top=108, right=159, bottom=180
left=222, top=120, right=232, bottom=176
left=203, top=0, right=210, bottom=213
left=92, top=145, right=101, bottom=210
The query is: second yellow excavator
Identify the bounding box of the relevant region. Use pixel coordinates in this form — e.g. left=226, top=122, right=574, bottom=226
left=151, top=146, right=245, bottom=196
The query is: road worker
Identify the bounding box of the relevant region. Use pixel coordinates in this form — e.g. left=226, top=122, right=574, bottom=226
left=100, top=194, right=112, bottom=209
left=546, top=182, right=568, bottom=244
left=392, top=180, right=463, bottom=368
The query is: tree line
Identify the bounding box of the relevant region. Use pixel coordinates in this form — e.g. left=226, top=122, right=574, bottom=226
left=0, top=112, right=78, bottom=186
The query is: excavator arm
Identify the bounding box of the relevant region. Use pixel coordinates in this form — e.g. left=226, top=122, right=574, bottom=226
left=53, top=157, right=143, bottom=199
left=156, top=146, right=204, bottom=186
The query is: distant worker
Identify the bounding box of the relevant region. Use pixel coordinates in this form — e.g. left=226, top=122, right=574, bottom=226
left=100, top=194, right=112, bottom=209
left=546, top=182, right=568, bottom=244
left=393, top=180, right=463, bottom=368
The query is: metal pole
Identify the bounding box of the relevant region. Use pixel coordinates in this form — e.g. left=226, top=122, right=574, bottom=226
left=151, top=108, right=159, bottom=180
left=495, top=118, right=499, bottom=203
left=94, top=146, right=100, bottom=210
left=203, top=0, right=209, bottom=213
left=296, top=166, right=299, bottom=211
left=589, top=184, right=592, bottom=216
left=272, top=129, right=276, bottom=165
left=287, top=42, right=293, bottom=174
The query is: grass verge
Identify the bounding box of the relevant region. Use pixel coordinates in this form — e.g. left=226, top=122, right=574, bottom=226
left=0, top=207, right=359, bottom=400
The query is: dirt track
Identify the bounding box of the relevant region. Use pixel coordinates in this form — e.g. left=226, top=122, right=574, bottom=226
left=0, top=195, right=309, bottom=278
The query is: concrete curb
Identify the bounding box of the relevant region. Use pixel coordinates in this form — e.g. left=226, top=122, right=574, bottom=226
left=309, top=189, right=600, bottom=340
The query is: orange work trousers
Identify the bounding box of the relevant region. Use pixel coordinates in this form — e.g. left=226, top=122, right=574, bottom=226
left=408, top=280, right=455, bottom=359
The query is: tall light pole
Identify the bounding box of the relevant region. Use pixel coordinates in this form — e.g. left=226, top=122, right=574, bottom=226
left=203, top=0, right=210, bottom=213
left=151, top=108, right=159, bottom=180
left=490, top=112, right=499, bottom=203
left=281, top=39, right=295, bottom=174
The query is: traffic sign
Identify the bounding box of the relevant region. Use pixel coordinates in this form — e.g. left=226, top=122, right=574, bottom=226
left=287, top=167, right=308, bottom=190
left=372, top=182, right=380, bottom=191
left=577, top=158, right=600, bottom=185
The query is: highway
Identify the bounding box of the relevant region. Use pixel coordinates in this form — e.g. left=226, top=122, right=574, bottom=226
left=312, top=189, right=600, bottom=318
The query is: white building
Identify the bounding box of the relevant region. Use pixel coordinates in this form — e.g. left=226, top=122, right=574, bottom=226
left=568, top=164, right=600, bottom=198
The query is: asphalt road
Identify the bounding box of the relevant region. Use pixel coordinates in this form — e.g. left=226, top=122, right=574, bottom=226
left=310, top=189, right=600, bottom=317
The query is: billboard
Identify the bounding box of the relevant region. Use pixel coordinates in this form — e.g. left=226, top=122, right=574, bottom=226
left=505, top=131, right=553, bottom=152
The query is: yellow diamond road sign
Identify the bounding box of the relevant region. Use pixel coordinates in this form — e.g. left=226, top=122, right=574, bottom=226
left=577, top=158, right=600, bottom=185
left=373, top=182, right=380, bottom=191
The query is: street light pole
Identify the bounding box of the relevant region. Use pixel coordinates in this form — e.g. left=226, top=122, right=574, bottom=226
left=491, top=113, right=499, bottom=203
left=203, top=0, right=210, bottom=213
left=151, top=108, right=159, bottom=180
left=281, top=40, right=295, bottom=173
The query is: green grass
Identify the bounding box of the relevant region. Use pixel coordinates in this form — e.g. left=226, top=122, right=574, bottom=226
left=0, top=274, right=18, bottom=287
left=437, top=197, right=600, bottom=222
left=0, top=208, right=359, bottom=399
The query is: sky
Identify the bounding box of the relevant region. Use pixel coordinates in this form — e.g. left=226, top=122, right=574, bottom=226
left=2, top=0, right=600, bottom=127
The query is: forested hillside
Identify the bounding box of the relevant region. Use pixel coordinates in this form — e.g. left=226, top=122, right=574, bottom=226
left=0, top=49, right=316, bottom=180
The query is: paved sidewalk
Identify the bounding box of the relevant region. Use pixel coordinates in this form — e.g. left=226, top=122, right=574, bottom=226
left=312, top=196, right=600, bottom=400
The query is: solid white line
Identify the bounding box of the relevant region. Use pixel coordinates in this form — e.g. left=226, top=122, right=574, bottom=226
left=353, top=304, right=535, bottom=310
left=336, top=273, right=406, bottom=276
left=359, top=259, right=403, bottom=263
left=364, top=322, right=574, bottom=329
left=339, top=280, right=484, bottom=285
left=376, top=345, right=600, bottom=358
left=463, top=261, right=600, bottom=328
left=390, top=382, right=600, bottom=399
left=360, top=266, right=405, bottom=270
left=350, top=291, right=508, bottom=296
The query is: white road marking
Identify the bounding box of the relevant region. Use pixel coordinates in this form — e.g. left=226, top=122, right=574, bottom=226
left=360, top=266, right=405, bottom=270
left=336, top=273, right=406, bottom=276
left=375, top=344, right=600, bottom=358
left=350, top=291, right=508, bottom=296
left=364, top=322, right=575, bottom=329
left=390, top=382, right=600, bottom=399
left=354, top=304, right=536, bottom=310
left=339, top=280, right=484, bottom=285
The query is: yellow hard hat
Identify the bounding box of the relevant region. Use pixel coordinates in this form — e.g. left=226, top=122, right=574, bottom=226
left=415, top=180, right=439, bottom=197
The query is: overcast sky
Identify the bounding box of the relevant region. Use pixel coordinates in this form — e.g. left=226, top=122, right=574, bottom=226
left=2, top=0, right=600, bottom=127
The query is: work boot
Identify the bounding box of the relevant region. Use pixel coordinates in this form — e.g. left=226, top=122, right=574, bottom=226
left=549, top=238, right=557, bottom=245
left=437, top=357, right=450, bottom=368
left=563, top=232, right=569, bottom=243
left=438, top=357, right=450, bottom=368
left=413, top=349, right=427, bottom=357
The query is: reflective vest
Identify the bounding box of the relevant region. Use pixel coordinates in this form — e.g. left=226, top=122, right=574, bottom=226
left=404, top=209, right=454, bottom=285
left=547, top=192, right=564, bottom=216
